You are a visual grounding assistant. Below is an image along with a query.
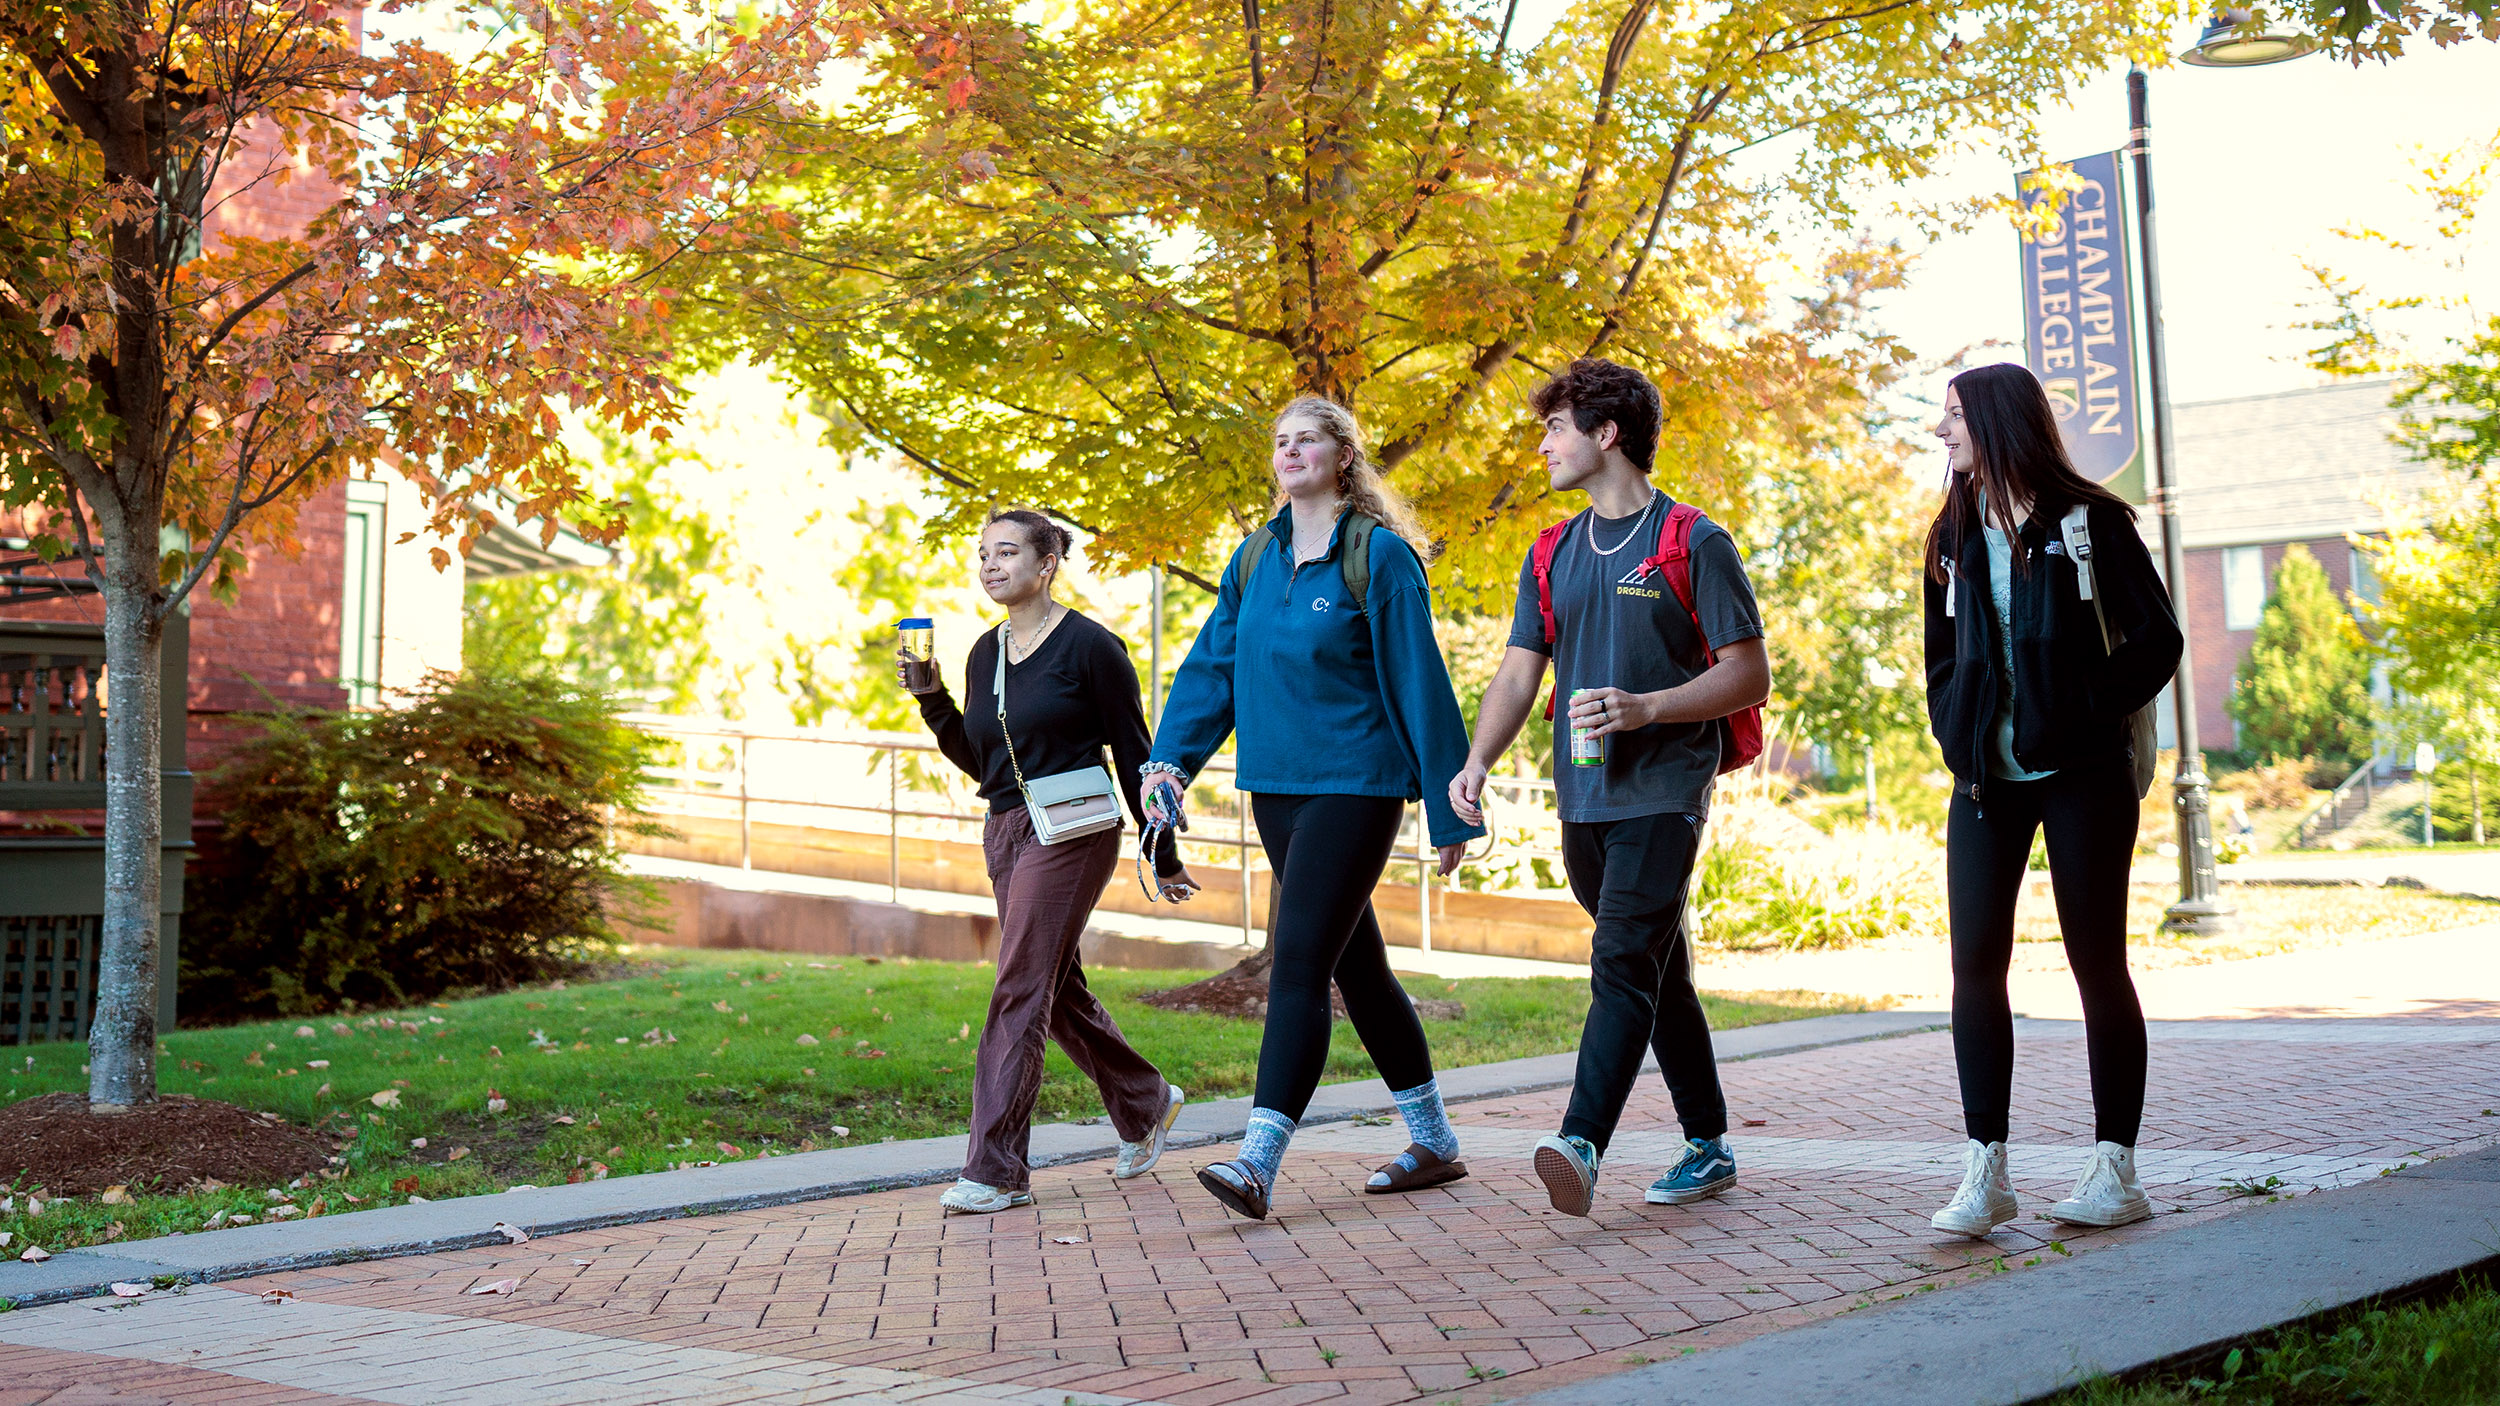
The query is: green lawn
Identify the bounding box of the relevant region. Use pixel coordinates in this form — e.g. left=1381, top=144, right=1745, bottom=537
left=2055, top=1278, right=2500, bottom=1404
left=1, top=947, right=1866, bottom=1255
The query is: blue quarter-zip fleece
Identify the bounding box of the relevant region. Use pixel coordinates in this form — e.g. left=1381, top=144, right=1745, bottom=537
left=1152, top=506, right=1486, bottom=848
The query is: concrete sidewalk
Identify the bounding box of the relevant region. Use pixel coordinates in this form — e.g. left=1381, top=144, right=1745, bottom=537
left=1521, top=1144, right=2500, bottom=1405
left=0, top=1008, right=1942, bottom=1311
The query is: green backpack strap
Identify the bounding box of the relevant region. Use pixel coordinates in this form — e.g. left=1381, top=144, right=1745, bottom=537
left=1225, top=523, right=1275, bottom=603
left=1224, top=511, right=1377, bottom=611
left=1341, top=511, right=1375, bottom=614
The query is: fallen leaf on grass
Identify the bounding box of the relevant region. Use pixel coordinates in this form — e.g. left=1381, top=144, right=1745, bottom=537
left=852, top=1047, right=887, bottom=1060
left=795, top=1034, right=819, bottom=1046
left=447, top=1147, right=470, bottom=1162
left=339, top=1192, right=364, bottom=1204
left=716, top=1142, right=743, bottom=1157
left=268, top=1206, right=301, bottom=1220
left=20, top=1246, right=50, bottom=1263
left=552, top=1115, right=575, bottom=1125
left=307, top=1060, right=329, bottom=1069
left=712, top=1000, right=732, bottom=1013
left=391, top=1176, right=420, bottom=1194
left=829, top=1125, right=850, bottom=1138
left=109, top=1282, right=148, bottom=1298
left=466, top=1278, right=520, bottom=1296
left=98, top=1185, right=132, bottom=1205
left=369, top=1089, right=401, bottom=1109
left=0, top=1232, right=11, bottom=1247
left=494, top=1222, right=530, bottom=1245
left=411, top=1137, right=429, bottom=1149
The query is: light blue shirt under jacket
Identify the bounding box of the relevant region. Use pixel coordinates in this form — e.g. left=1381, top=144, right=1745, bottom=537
left=1150, top=505, right=1486, bottom=848
left=1981, top=508, right=2058, bottom=783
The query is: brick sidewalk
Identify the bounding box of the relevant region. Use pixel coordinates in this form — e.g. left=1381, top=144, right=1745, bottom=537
left=7, top=1016, right=2495, bottom=1405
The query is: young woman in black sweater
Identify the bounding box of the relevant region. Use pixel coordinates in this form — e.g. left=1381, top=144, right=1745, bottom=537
left=1922, top=364, right=2183, bottom=1237
left=903, top=508, right=1195, bottom=1215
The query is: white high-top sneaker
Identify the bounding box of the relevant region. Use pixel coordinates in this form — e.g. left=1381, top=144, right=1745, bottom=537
left=2049, top=1142, right=2152, bottom=1227
left=1929, top=1139, right=2018, bottom=1237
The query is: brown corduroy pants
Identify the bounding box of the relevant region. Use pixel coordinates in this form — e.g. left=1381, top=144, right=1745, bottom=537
left=964, top=806, right=1169, bottom=1192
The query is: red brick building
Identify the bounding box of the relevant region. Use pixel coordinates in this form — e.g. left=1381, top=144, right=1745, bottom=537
left=2159, top=378, right=2435, bottom=755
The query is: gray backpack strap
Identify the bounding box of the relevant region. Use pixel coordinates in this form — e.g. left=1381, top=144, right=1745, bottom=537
left=2060, top=505, right=2114, bottom=650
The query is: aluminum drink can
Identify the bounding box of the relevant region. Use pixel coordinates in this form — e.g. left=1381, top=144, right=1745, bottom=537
left=1568, top=688, right=1604, bottom=766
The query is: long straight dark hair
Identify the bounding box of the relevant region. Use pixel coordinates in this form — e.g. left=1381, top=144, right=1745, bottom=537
left=1922, top=362, right=2135, bottom=582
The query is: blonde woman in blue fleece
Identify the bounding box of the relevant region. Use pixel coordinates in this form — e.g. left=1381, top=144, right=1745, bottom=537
left=1140, top=395, right=1486, bottom=1222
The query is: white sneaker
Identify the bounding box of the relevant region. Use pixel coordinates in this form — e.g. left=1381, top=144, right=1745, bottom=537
left=1114, top=1085, right=1187, bottom=1179
left=2049, top=1142, right=2152, bottom=1227
left=938, top=1179, right=1033, bottom=1216
left=1929, top=1139, right=2018, bottom=1237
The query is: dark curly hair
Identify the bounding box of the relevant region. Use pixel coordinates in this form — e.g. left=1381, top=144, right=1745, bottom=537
left=985, top=507, right=1074, bottom=562
left=1530, top=358, right=1663, bottom=473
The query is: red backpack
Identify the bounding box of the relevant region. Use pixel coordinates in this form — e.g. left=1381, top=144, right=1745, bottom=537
left=1530, top=502, right=1765, bottom=776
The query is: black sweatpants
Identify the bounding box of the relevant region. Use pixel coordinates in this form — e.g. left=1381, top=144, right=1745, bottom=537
left=1250, top=792, right=1435, bottom=1120
left=1948, top=764, right=2147, bottom=1146
left=1559, top=810, right=1727, bottom=1153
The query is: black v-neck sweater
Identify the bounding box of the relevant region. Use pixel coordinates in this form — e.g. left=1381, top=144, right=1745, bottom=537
left=915, top=610, right=1175, bottom=868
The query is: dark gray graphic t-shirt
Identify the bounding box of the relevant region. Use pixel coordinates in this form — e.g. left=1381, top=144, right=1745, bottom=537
left=1506, top=492, right=1765, bottom=822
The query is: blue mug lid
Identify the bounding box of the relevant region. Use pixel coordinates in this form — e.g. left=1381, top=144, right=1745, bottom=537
left=898, top=617, right=934, bottom=629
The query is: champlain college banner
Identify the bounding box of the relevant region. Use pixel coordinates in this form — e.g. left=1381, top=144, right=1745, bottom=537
left=2017, top=149, right=2146, bottom=504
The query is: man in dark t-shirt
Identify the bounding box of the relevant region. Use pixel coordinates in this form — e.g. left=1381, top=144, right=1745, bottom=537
left=1451, top=358, right=1773, bottom=1218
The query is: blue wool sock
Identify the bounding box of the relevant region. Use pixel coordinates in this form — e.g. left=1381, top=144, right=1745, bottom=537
left=1367, top=1079, right=1460, bottom=1187
left=1237, top=1107, right=1296, bottom=1187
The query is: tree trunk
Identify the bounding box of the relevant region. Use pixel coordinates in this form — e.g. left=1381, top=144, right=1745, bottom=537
left=86, top=508, right=166, bottom=1111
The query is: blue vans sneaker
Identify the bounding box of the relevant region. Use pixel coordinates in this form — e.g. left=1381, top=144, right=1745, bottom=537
left=1646, top=1136, right=1737, bottom=1205
left=1533, top=1134, right=1601, bottom=1217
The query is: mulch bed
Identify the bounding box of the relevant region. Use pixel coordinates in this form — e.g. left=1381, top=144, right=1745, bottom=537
left=0, top=1093, right=335, bottom=1195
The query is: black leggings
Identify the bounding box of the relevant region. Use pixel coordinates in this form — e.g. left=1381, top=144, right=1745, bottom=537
left=1948, top=764, right=2147, bottom=1146
left=1250, top=792, right=1435, bottom=1120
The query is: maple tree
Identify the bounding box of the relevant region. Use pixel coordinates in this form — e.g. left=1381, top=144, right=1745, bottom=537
left=694, top=0, right=2179, bottom=598
left=0, top=0, right=949, bottom=1108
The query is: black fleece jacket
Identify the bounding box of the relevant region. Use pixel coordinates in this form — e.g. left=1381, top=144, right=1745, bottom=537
left=1922, top=498, right=2183, bottom=798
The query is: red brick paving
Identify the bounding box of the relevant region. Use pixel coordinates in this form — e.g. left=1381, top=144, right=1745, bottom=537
left=33, top=1021, right=2500, bottom=1403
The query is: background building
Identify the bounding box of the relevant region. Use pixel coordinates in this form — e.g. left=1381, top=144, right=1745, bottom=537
left=2160, top=377, right=2433, bottom=756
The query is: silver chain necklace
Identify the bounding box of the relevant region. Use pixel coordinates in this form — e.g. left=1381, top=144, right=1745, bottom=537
left=1004, top=604, right=1061, bottom=663
left=1586, top=492, right=1660, bottom=557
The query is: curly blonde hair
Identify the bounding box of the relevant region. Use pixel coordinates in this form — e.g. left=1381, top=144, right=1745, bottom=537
left=1269, top=396, right=1437, bottom=561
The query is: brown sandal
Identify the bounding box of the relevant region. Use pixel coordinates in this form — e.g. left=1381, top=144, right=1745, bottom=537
left=1364, top=1143, right=1469, bottom=1195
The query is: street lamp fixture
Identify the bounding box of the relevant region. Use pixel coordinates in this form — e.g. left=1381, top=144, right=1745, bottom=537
left=2179, top=8, right=2322, bottom=67
left=2128, top=15, right=2314, bottom=932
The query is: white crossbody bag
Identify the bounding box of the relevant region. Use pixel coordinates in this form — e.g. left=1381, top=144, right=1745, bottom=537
left=994, top=621, right=1124, bottom=844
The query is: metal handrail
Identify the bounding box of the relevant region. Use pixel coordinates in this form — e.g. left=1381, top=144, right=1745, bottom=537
left=2293, top=752, right=2386, bottom=849
left=619, top=712, right=1572, bottom=951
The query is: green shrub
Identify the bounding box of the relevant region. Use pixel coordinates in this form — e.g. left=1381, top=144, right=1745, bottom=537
left=182, top=668, right=665, bottom=1019
left=2430, top=761, right=2492, bottom=843
left=2227, top=545, right=2375, bottom=770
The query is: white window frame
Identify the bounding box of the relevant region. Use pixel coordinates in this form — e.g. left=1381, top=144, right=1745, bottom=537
left=2221, top=545, right=2267, bottom=632
left=341, top=480, right=387, bottom=707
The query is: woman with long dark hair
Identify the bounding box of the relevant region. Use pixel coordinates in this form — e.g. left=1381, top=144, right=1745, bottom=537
left=1921, top=363, right=2182, bottom=1237
left=1144, top=395, right=1485, bottom=1221
left=904, top=508, right=1194, bottom=1215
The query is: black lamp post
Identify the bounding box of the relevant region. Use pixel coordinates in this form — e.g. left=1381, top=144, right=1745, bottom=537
left=2129, top=10, right=2315, bottom=932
